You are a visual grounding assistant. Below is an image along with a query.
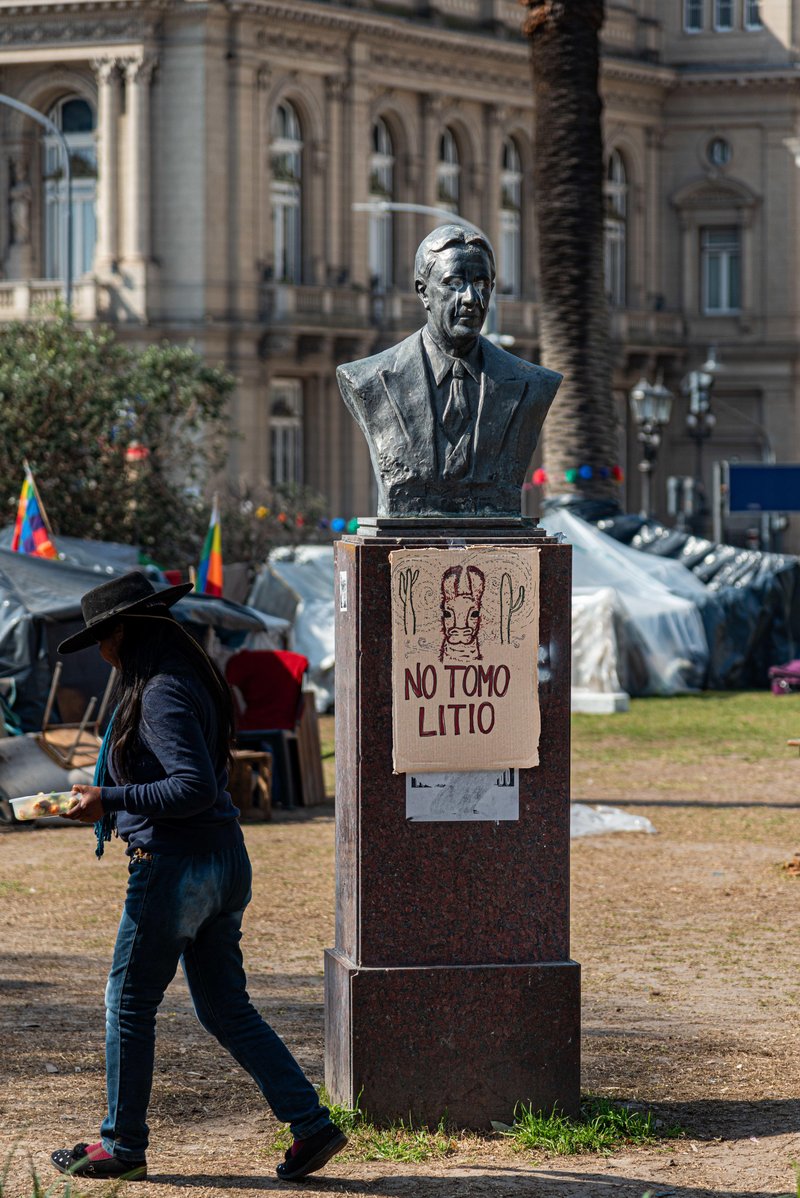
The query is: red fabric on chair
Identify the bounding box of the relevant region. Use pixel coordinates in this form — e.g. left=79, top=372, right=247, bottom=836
left=225, top=650, right=309, bottom=732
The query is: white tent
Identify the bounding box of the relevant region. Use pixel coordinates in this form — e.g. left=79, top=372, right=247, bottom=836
left=543, top=508, right=709, bottom=697
left=247, top=513, right=711, bottom=711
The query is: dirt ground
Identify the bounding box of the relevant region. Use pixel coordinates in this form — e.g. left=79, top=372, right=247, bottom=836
left=1, top=745, right=799, bottom=1198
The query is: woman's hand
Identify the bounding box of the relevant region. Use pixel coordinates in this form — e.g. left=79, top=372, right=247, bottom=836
left=63, top=785, right=105, bottom=824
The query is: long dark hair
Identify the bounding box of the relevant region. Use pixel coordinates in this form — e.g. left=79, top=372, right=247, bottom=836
left=109, top=612, right=236, bottom=783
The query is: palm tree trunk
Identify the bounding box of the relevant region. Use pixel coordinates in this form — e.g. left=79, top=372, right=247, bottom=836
left=522, top=0, right=620, bottom=505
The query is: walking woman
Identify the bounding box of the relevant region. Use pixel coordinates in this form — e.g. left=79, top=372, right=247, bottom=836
left=50, top=573, right=345, bottom=1183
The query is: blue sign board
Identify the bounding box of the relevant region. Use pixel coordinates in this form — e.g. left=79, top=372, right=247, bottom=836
left=727, top=463, right=800, bottom=513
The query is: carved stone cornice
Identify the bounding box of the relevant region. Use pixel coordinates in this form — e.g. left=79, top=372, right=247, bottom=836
left=602, top=57, right=677, bottom=90
left=2, top=18, right=146, bottom=47
left=675, top=66, right=800, bottom=92
left=230, top=0, right=529, bottom=65
left=256, top=23, right=346, bottom=63
left=603, top=89, right=664, bottom=117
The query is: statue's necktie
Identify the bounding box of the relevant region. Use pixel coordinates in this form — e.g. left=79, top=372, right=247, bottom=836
left=442, top=359, right=472, bottom=482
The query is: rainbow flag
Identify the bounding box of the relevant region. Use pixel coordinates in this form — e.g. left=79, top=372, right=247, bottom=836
left=11, top=464, right=57, bottom=559
left=196, top=496, right=223, bottom=597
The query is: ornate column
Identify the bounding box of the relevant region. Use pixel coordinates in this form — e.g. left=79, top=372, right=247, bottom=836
left=325, top=76, right=347, bottom=281
left=123, top=55, right=156, bottom=264
left=347, top=42, right=371, bottom=288
left=484, top=105, right=504, bottom=265
left=311, top=138, right=328, bottom=285
left=644, top=126, right=662, bottom=311
left=421, top=94, right=443, bottom=215
left=93, top=57, right=121, bottom=271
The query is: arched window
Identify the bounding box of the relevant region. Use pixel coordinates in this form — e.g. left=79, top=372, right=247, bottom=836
left=270, top=378, right=303, bottom=485
left=271, top=100, right=303, bottom=284
left=604, top=149, right=627, bottom=308
left=437, top=127, right=460, bottom=213
left=499, top=137, right=522, bottom=297
left=43, top=95, right=97, bottom=280
left=368, top=118, right=394, bottom=291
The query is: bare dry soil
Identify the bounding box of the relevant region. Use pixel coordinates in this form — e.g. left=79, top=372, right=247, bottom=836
left=1, top=734, right=799, bottom=1197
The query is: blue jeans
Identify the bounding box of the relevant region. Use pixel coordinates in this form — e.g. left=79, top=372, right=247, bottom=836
left=100, top=840, right=330, bottom=1160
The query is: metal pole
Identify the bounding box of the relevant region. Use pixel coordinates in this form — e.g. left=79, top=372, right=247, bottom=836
left=712, top=459, right=723, bottom=544
left=639, top=463, right=650, bottom=520
left=352, top=200, right=505, bottom=343
left=695, top=434, right=703, bottom=494
left=0, top=93, right=73, bottom=308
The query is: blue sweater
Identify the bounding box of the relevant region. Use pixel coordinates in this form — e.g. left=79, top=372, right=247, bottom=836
left=100, top=662, right=242, bottom=856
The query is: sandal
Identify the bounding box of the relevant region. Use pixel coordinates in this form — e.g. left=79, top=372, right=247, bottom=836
left=51, top=1142, right=147, bottom=1181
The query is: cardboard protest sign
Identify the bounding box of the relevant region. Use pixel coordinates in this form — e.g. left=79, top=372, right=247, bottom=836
left=390, top=547, right=540, bottom=773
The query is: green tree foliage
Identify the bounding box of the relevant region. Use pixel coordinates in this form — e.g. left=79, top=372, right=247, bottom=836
left=0, top=309, right=235, bottom=567
left=219, top=483, right=332, bottom=566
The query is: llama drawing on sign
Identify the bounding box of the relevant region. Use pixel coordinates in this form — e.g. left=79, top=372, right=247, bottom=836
left=440, top=565, right=486, bottom=663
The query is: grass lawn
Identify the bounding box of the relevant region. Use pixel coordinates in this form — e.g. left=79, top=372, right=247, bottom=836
left=320, top=691, right=800, bottom=785
left=571, top=689, right=800, bottom=764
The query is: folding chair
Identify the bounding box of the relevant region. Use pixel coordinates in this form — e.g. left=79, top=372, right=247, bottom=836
left=225, top=649, right=309, bottom=808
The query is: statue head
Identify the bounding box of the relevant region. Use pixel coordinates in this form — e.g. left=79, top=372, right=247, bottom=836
left=414, top=224, right=495, bottom=355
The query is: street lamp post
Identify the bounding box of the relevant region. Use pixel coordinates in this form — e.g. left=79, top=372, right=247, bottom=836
left=681, top=348, right=718, bottom=534
left=629, top=375, right=674, bottom=519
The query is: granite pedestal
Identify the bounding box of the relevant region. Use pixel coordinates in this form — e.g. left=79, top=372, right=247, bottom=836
left=324, top=525, right=579, bottom=1128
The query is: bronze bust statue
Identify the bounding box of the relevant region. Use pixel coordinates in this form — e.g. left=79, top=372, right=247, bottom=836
left=336, top=224, right=562, bottom=519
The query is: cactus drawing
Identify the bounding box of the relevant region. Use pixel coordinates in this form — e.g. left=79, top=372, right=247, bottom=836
left=499, top=572, right=525, bottom=644
left=397, top=567, right=419, bottom=635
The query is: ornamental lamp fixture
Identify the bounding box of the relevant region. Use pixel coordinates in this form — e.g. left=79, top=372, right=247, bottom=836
left=629, top=374, right=674, bottom=519
left=681, top=347, right=720, bottom=534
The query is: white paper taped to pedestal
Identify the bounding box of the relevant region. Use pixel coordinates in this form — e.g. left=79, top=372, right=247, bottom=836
left=406, top=768, right=519, bottom=822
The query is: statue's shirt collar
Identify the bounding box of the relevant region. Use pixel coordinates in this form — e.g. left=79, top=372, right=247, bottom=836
left=422, top=327, right=482, bottom=386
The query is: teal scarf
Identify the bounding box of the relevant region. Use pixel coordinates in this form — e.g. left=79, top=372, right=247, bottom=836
left=93, top=716, right=116, bottom=859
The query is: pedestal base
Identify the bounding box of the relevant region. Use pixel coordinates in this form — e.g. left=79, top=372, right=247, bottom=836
left=324, top=948, right=580, bottom=1128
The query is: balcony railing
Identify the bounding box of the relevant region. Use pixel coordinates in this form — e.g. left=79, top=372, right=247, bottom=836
left=610, top=308, right=685, bottom=345
left=262, top=283, right=371, bottom=325
left=0, top=278, right=101, bottom=322
left=261, top=284, right=686, bottom=350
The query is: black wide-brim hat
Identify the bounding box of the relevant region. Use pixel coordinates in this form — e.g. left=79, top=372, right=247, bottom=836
left=57, top=571, right=194, bottom=655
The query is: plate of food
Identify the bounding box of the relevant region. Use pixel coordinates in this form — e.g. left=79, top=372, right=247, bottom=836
left=11, top=791, right=80, bottom=821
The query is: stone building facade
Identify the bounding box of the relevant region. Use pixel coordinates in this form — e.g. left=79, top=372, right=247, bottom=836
left=0, top=0, right=797, bottom=540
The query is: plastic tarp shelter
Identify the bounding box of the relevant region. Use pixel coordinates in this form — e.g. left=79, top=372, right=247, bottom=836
left=595, top=514, right=800, bottom=689
left=0, top=527, right=141, bottom=574
left=248, top=546, right=336, bottom=712
left=543, top=508, right=709, bottom=695
left=0, top=547, right=290, bottom=732
left=245, top=521, right=712, bottom=707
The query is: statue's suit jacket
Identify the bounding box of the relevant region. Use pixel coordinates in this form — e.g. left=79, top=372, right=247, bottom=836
left=336, top=329, right=562, bottom=517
